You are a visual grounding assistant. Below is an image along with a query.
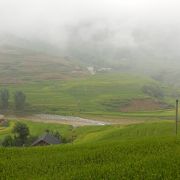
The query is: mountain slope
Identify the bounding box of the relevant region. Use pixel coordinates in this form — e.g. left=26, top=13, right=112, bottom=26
left=0, top=36, right=87, bottom=83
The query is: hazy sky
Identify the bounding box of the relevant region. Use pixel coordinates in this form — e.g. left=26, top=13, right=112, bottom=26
left=0, top=0, right=180, bottom=33
left=0, top=0, right=180, bottom=49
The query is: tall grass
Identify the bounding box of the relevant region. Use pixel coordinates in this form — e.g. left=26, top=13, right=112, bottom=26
left=0, top=121, right=180, bottom=179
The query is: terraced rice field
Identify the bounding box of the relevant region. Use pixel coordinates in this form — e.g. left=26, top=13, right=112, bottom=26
left=0, top=121, right=180, bottom=179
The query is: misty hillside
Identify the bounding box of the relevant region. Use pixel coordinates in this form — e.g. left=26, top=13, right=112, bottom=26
left=1, top=1, right=180, bottom=179
left=64, top=20, right=180, bottom=82
left=1, top=31, right=180, bottom=86
left=0, top=36, right=88, bottom=83
left=0, top=0, right=180, bottom=86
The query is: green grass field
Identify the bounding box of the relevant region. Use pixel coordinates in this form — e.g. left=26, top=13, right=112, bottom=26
left=0, top=73, right=177, bottom=120
left=0, top=120, right=180, bottom=179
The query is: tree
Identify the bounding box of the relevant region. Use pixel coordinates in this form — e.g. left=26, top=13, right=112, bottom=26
left=0, top=89, right=9, bottom=110
left=45, top=129, right=62, bottom=140
left=1, top=135, right=14, bottom=147
left=12, top=122, right=29, bottom=145
left=52, top=131, right=62, bottom=140
left=142, top=85, right=164, bottom=99
left=14, top=91, right=26, bottom=111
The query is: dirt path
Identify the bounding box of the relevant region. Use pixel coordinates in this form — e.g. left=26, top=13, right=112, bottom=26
left=15, top=114, right=111, bottom=127
left=8, top=114, right=147, bottom=126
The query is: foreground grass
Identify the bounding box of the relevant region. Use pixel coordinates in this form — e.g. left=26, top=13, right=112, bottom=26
left=0, top=121, right=180, bottom=179
left=1, top=138, right=180, bottom=180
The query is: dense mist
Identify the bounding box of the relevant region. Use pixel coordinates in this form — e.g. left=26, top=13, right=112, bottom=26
left=1, top=0, right=180, bottom=81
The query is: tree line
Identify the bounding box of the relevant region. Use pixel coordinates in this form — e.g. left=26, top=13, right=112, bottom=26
left=0, top=89, right=26, bottom=112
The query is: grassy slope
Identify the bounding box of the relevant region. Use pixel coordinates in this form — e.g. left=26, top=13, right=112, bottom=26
left=0, top=73, right=175, bottom=119
left=0, top=47, right=87, bottom=83
left=0, top=121, right=180, bottom=179
left=74, top=121, right=176, bottom=143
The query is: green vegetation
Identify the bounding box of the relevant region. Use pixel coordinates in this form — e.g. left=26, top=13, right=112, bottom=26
left=142, top=84, right=164, bottom=99
left=1, top=121, right=65, bottom=147
left=14, top=91, right=26, bottom=111
left=0, top=71, right=179, bottom=179
left=0, top=120, right=73, bottom=142
left=11, top=122, right=30, bottom=145
left=1, top=135, right=13, bottom=147
left=0, top=120, right=180, bottom=179
left=0, top=89, right=27, bottom=114
left=0, top=73, right=176, bottom=119
left=1, top=31, right=180, bottom=179
left=0, top=88, right=9, bottom=111
left=0, top=121, right=14, bottom=140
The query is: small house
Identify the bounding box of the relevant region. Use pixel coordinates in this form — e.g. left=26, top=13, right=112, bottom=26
left=32, top=133, right=61, bottom=146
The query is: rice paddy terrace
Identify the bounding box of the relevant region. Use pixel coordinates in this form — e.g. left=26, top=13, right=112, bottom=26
left=0, top=73, right=177, bottom=121
left=0, top=120, right=180, bottom=179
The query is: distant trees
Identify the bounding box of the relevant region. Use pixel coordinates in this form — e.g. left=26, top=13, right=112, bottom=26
left=14, top=91, right=26, bottom=111
left=0, top=89, right=9, bottom=110
left=0, top=89, right=27, bottom=112
left=142, top=85, right=164, bottom=99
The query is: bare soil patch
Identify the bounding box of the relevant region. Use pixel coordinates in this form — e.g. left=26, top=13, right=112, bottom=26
left=120, top=99, right=169, bottom=112
left=10, top=114, right=111, bottom=127
left=9, top=114, right=148, bottom=126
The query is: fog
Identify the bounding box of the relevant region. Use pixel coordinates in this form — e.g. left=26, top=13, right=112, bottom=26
left=1, top=0, right=180, bottom=74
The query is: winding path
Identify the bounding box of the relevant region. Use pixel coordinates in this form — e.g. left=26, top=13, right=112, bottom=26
left=25, top=114, right=111, bottom=126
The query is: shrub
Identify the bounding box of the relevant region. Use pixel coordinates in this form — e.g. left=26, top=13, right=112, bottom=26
left=1, top=135, right=14, bottom=147
left=12, top=122, right=30, bottom=145
left=142, top=85, right=164, bottom=99
left=45, top=129, right=62, bottom=141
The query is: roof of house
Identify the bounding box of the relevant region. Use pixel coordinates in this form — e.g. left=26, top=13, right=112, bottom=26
left=32, top=133, right=61, bottom=146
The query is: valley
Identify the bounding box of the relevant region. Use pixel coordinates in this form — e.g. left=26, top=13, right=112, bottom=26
left=1, top=0, right=180, bottom=179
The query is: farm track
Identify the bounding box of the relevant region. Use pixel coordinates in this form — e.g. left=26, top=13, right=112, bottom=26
left=9, top=114, right=111, bottom=127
